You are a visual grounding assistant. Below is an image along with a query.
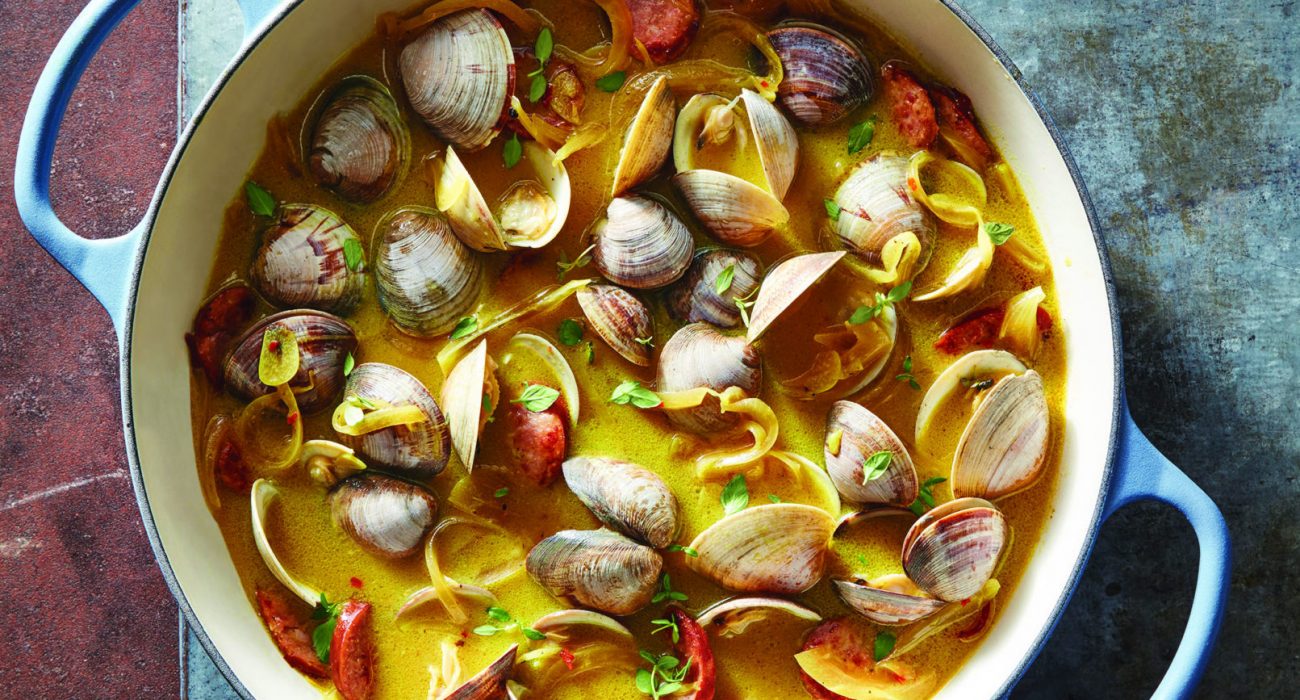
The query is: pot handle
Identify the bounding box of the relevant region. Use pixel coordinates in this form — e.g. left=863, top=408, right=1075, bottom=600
left=1103, top=403, right=1230, bottom=699
left=235, top=0, right=281, bottom=35
left=14, top=0, right=147, bottom=338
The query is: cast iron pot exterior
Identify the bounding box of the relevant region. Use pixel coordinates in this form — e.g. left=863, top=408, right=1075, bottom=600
left=15, top=0, right=1230, bottom=698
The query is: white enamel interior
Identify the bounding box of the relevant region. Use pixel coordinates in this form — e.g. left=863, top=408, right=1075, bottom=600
left=127, top=1, right=1117, bottom=697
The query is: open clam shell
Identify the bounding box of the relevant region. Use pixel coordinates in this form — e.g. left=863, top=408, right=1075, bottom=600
left=746, top=251, right=846, bottom=343
left=696, top=596, right=822, bottom=637
left=688, top=503, right=835, bottom=594
left=373, top=206, right=483, bottom=337
left=834, top=153, right=938, bottom=283
left=742, top=89, right=800, bottom=200
left=525, top=529, right=663, bottom=616
left=440, top=339, right=498, bottom=471
left=500, top=332, right=580, bottom=428
left=914, top=349, right=1027, bottom=447
left=577, top=285, right=654, bottom=367
left=400, top=8, right=514, bottom=151
left=307, top=75, right=409, bottom=203
left=902, top=497, right=1008, bottom=603
left=611, top=75, right=675, bottom=196
left=436, top=142, right=571, bottom=252
left=329, top=473, right=438, bottom=559
left=673, top=169, right=789, bottom=247
left=657, top=323, right=763, bottom=434
left=673, top=89, right=798, bottom=200
left=223, top=310, right=358, bottom=414
left=824, top=401, right=919, bottom=506
left=337, top=362, right=451, bottom=479
left=250, top=204, right=365, bottom=314
left=767, top=23, right=874, bottom=126
left=951, top=370, right=1050, bottom=500
left=834, top=575, right=945, bottom=626
left=562, top=456, right=679, bottom=548
left=665, top=249, right=762, bottom=329
left=443, top=644, right=517, bottom=700
left=592, top=196, right=693, bottom=290
left=250, top=479, right=320, bottom=606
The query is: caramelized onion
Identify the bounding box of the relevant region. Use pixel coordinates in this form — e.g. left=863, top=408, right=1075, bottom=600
left=382, top=0, right=541, bottom=39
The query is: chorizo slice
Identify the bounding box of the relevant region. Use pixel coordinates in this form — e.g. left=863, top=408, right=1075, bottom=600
left=507, top=400, right=568, bottom=486
left=254, top=589, right=329, bottom=679
left=670, top=606, right=716, bottom=700
left=185, top=285, right=255, bottom=388
left=799, top=618, right=870, bottom=700
left=626, top=0, right=701, bottom=64
left=931, top=86, right=994, bottom=170
left=880, top=61, right=938, bottom=149
left=330, top=600, right=375, bottom=700
left=934, top=305, right=1052, bottom=355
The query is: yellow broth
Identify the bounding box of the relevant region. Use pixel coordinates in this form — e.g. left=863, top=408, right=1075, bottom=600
left=191, top=1, right=1066, bottom=697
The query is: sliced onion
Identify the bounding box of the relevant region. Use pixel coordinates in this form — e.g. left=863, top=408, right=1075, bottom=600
left=502, top=332, right=580, bottom=428
left=236, top=384, right=303, bottom=474
left=383, top=0, right=541, bottom=39
left=794, top=644, right=935, bottom=700
left=998, top=286, right=1047, bottom=360
left=396, top=581, right=498, bottom=623
left=889, top=579, right=1001, bottom=659
left=437, top=279, right=591, bottom=374
left=330, top=402, right=427, bottom=436
left=907, top=150, right=995, bottom=302
left=658, top=386, right=780, bottom=478
left=510, top=96, right=571, bottom=151
left=427, top=639, right=465, bottom=700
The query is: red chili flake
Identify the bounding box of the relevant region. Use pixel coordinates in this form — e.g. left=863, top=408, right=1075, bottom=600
left=455, top=639, right=466, bottom=647
left=889, top=670, right=907, bottom=683
left=908, top=178, right=919, bottom=191
left=960, top=598, right=971, bottom=607
left=286, top=412, right=299, bottom=426
left=268, top=340, right=280, bottom=352
left=760, top=80, right=770, bottom=88
left=559, top=647, right=576, bottom=670
left=349, top=577, right=363, bottom=589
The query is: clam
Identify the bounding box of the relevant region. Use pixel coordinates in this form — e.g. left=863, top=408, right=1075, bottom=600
left=914, top=349, right=1027, bottom=448
left=834, top=575, right=945, bottom=626
left=657, top=323, right=762, bottom=434
left=336, top=363, right=451, bottom=479
left=329, top=473, right=438, bottom=559
left=250, top=204, right=365, bottom=314
left=307, top=76, right=409, bottom=203
left=902, top=498, right=1008, bottom=602
left=400, top=9, right=514, bottom=151
left=250, top=479, right=320, bottom=606
left=696, top=597, right=823, bottom=637
left=951, top=371, right=1050, bottom=500
left=443, top=644, right=517, bottom=700
left=561, top=456, right=679, bottom=548
left=301, top=439, right=367, bottom=487
left=823, top=401, right=919, bottom=506
left=525, top=529, right=663, bottom=615
left=576, top=285, right=654, bottom=366
left=440, top=339, right=499, bottom=471
left=833, top=153, right=938, bottom=283
left=591, top=196, right=693, bottom=290
left=665, top=249, right=762, bottom=329
left=746, top=251, right=846, bottom=343
left=223, top=310, right=358, bottom=413
left=373, top=207, right=483, bottom=337
left=611, top=76, right=674, bottom=196
left=740, top=89, right=800, bottom=200
left=673, top=170, right=789, bottom=247
left=688, top=503, right=835, bottom=594
left=766, top=23, right=874, bottom=126
left=435, top=142, right=571, bottom=252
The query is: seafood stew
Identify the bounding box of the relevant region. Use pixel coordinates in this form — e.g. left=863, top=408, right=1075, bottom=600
left=187, top=1, right=1065, bottom=698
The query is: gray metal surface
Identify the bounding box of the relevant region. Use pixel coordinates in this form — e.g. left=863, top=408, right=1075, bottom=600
left=178, top=0, right=1299, bottom=697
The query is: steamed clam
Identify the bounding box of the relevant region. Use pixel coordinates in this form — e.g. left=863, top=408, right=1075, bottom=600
left=562, top=456, right=679, bottom=548
left=335, top=363, right=451, bottom=479
left=435, top=142, right=571, bottom=252
left=611, top=76, right=675, bottom=197
left=591, top=196, right=693, bottom=290
left=329, top=473, right=438, bottom=559
left=440, top=339, right=499, bottom=471
left=823, top=401, right=919, bottom=506
left=576, top=285, right=655, bottom=366
left=525, top=529, right=663, bottom=615
left=688, top=503, right=835, bottom=594
left=665, top=249, right=762, bottom=329
left=442, top=644, right=517, bottom=699
left=673, top=170, right=789, bottom=247
left=223, top=310, right=358, bottom=413
left=745, top=251, right=845, bottom=343
left=250, top=204, right=365, bottom=314
left=400, top=9, right=514, bottom=151
left=902, top=498, right=1008, bottom=602
left=833, top=153, right=938, bottom=283
left=834, top=575, right=946, bottom=626
left=657, top=323, right=762, bottom=434
left=766, top=23, right=874, bottom=126
left=951, top=370, right=1050, bottom=500
left=372, top=207, right=483, bottom=337
left=696, top=597, right=823, bottom=637
left=307, top=76, right=409, bottom=203
left=915, top=349, right=1027, bottom=447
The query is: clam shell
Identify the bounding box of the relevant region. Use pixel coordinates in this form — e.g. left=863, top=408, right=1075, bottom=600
left=673, top=169, right=789, bottom=247
left=373, top=206, right=483, bottom=337
left=914, top=349, right=1027, bottom=447
left=436, top=145, right=507, bottom=252
left=577, top=285, right=654, bottom=366
left=671, top=93, right=732, bottom=174
left=902, top=497, right=1008, bottom=602
left=525, top=529, right=663, bottom=616
left=308, top=76, right=409, bottom=203
left=337, top=363, right=451, bottom=479
left=562, top=456, right=679, bottom=548
left=951, top=370, right=1049, bottom=500
left=746, top=251, right=846, bottom=343
left=250, top=204, right=365, bottom=314
left=688, top=503, right=835, bottom=594
left=741, top=89, right=799, bottom=199
left=696, top=596, right=822, bottom=637
left=440, top=339, right=497, bottom=471
left=592, top=196, right=693, bottom=290
left=250, top=480, right=321, bottom=606
left=436, top=143, right=572, bottom=252
left=400, top=9, right=514, bottom=151
left=823, top=401, right=919, bottom=506
left=443, top=644, right=517, bottom=700
left=329, top=473, right=438, bottom=559
left=767, top=24, right=874, bottom=126
left=223, top=310, right=358, bottom=414
left=834, top=576, right=945, bottom=626
left=501, top=332, right=580, bottom=428
left=611, top=75, right=675, bottom=196
left=665, top=249, right=762, bottom=329
left=657, top=323, right=762, bottom=434
left=834, top=153, right=937, bottom=281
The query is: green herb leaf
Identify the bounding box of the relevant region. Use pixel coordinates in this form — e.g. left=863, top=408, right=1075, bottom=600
left=556, top=244, right=595, bottom=280
left=535, top=27, right=554, bottom=65
left=503, top=133, right=523, bottom=168
left=343, top=352, right=355, bottom=377
left=736, top=298, right=754, bottom=328
left=849, top=281, right=912, bottom=324
left=343, top=237, right=364, bottom=272
left=715, top=264, right=736, bottom=295
left=909, top=477, right=949, bottom=515
left=651, top=573, right=688, bottom=604
left=486, top=606, right=512, bottom=623
left=610, top=380, right=662, bottom=409
left=635, top=668, right=655, bottom=694
left=824, top=198, right=841, bottom=222
left=887, top=280, right=913, bottom=303
left=634, top=335, right=655, bottom=347
left=529, top=73, right=548, bottom=103
left=985, top=221, right=1015, bottom=245
left=472, top=625, right=501, bottom=636
left=494, top=487, right=510, bottom=498
left=895, top=354, right=921, bottom=390
left=557, top=318, right=584, bottom=346
left=721, top=473, right=749, bottom=515
left=651, top=617, right=680, bottom=644
left=903, top=355, right=913, bottom=373
left=584, top=341, right=596, bottom=364
left=482, top=393, right=494, bottom=421
left=862, top=450, right=893, bottom=483
left=847, top=116, right=878, bottom=155
left=523, top=627, right=546, bottom=641
left=450, top=315, right=479, bottom=340
left=666, top=544, right=699, bottom=557
left=874, top=631, right=896, bottom=661
left=848, top=306, right=873, bottom=325
left=768, top=493, right=781, bottom=503
left=244, top=181, right=276, bottom=217
left=511, top=384, right=561, bottom=412
left=596, top=71, right=627, bottom=92
left=312, top=615, right=337, bottom=663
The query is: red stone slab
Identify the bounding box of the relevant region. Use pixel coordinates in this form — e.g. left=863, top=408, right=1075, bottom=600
left=0, top=1, right=179, bottom=696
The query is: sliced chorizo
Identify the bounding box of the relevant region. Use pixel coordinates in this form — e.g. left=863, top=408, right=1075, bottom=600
left=330, top=600, right=375, bottom=700
left=934, top=305, right=1052, bottom=355
left=255, top=588, right=329, bottom=679
left=799, top=618, right=870, bottom=700
left=626, top=0, right=701, bottom=64
left=186, top=285, right=255, bottom=388
left=931, top=85, right=994, bottom=170
left=507, top=399, right=568, bottom=486
left=880, top=61, right=938, bottom=149
left=670, top=606, right=716, bottom=700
